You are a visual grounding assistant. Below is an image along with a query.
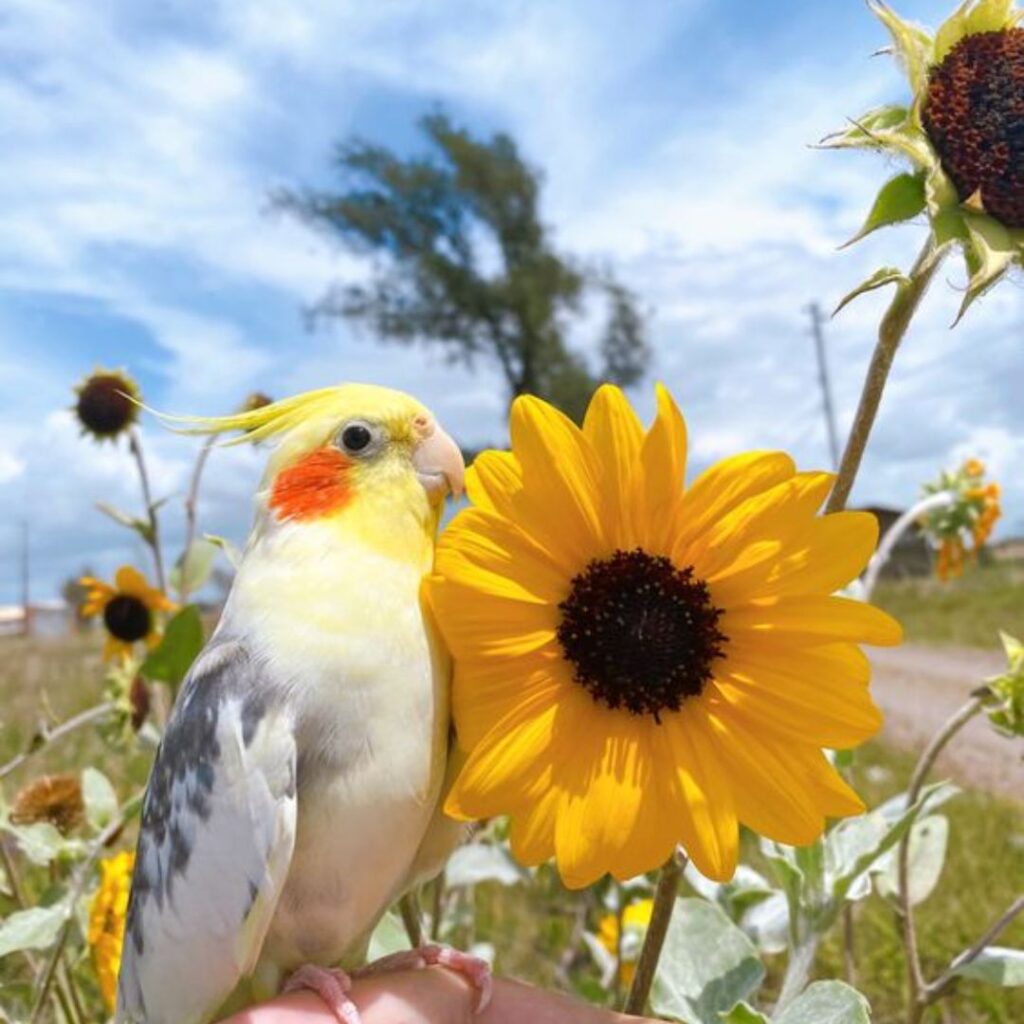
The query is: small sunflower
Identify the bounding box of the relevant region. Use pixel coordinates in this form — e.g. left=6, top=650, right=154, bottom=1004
left=598, top=899, right=653, bottom=987
left=10, top=773, right=84, bottom=834
left=80, top=566, right=175, bottom=661
left=72, top=369, right=141, bottom=442
left=825, top=0, right=1024, bottom=320
left=88, top=850, right=134, bottom=1011
left=920, top=458, right=1001, bottom=580
left=427, top=385, right=901, bottom=887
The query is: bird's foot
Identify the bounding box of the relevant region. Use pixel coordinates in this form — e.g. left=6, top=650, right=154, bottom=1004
left=282, top=964, right=360, bottom=1024
left=356, top=944, right=493, bottom=1012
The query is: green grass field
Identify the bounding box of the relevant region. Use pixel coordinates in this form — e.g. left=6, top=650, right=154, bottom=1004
left=1, top=619, right=1022, bottom=1023
left=873, top=560, right=1024, bottom=649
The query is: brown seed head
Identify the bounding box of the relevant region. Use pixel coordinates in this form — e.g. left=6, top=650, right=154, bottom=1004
left=922, top=28, right=1024, bottom=228
left=11, top=773, right=85, bottom=834
left=74, top=371, right=140, bottom=440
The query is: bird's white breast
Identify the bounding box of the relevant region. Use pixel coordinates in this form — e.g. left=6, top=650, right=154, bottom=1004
left=220, top=519, right=448, bottom=973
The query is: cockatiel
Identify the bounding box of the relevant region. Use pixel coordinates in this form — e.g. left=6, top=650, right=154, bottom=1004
left=117, top=384, right=484, bottom=1024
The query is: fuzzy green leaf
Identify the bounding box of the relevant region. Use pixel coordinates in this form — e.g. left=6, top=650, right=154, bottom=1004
left=873, top=814, right=948, bottom=906
left=205, top=533, right=243, bottom=570
left=170, top=539, right=219, bottom=597
left=94, top=502, right=154, bottom=544
left=868, top=0, right=932, bottom=93
left=445, top=844, right=527, bottom=888
left=833, top=268, right=910, bottom=316
left=719, top=1004, right=771, bottom=1024
left=843, top=173, right=926, bottom=247
left=141, top=604, right=204, bottom=687
left=3, top=821, right=74, bottom=867
left=0, top=900, right=71, bottom=958
left=651, top=899, right=765, bottom=1024
left=82, top=767, right=119, bottom=833
left=956, top=213, right=1020, bottom=323
left=366, top=911, right=410, bottom=960
left=953, top=947, right=1024, bottom=986
left=776, top=981, right=871, bottom=1023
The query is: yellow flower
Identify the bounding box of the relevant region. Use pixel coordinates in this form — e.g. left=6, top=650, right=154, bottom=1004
left=963, top=458, right=985, bottom=478
left=825, top=1, right=1024, bottom=320
left=80, top=566, right=175, bottom=661
left=427, top=385, right=900, bottom=887
left=72, top=368, right=141, bottom=442
left=598, top=899, right=653, bottom=987
left=88, top=850, right=134, bottom=1011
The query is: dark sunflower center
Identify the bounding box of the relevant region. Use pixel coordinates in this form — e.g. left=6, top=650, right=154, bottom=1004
left=556, top=548, right=726, bottom=721
left=76, top=376, right=136, bottom=437
left=922, top=28, right=1024, bottom=228
left=103, top=594, right=151, bottom=642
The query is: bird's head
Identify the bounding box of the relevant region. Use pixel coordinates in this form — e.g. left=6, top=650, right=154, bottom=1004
left=172, top=384, right=464, bottom=551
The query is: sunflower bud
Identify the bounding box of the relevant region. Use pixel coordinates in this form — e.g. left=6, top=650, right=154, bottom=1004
left=72, top=369, right=141, bottom=442
left=824, top=1, right=1024, bottom=321
left=11, top=773, right=85, bottom=834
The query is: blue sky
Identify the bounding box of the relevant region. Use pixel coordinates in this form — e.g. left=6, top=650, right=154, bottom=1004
left=1, top=0, right=1021, bottom=603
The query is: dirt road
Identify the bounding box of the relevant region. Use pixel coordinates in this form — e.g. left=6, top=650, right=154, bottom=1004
left=870, top=644, right=1022, bottom=799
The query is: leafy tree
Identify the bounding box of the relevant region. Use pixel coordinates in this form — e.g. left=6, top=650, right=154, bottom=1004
left=277, top=113, right=649, bottom=420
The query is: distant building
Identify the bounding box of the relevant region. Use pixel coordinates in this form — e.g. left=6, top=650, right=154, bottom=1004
left=0, top=600, right=74, bottom=638
left=854, top=505, right=933, bottom=579
left=991, top=537, right=1024, bottom=563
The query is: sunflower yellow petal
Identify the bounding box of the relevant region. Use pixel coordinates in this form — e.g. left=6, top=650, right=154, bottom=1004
left=704, top=702, right=827, bottom=845
left=670, top=451, right=796, bottom=558
left=663, top=707, right=738, bottom=881
left=509, top=395, right=607, bottom=566
left=509, top=786, right=560, bottom=867
left=634, top=384, right=688, bottom=550
left=723, top=595, right=902, bottom=647
left=466, top=450, right=522, bottom=517
left=582, top=384, right=644, bottom=546
left=446, top=691, right=561, bottom=820
left=114, top=566, right=150, bottom=598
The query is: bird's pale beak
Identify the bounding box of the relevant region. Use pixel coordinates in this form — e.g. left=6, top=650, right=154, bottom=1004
left=412, top=417, right=465, bottom=500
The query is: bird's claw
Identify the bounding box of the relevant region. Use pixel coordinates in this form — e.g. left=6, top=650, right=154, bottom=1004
left=283, top=964, right=360, bottom=1024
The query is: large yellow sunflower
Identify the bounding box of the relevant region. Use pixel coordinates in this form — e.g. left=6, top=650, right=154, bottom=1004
left=89, top=850, right=134, bottom=1011
left=426, top=385, right=901, bottom=888
left=81, top=566, right=175, bottom=661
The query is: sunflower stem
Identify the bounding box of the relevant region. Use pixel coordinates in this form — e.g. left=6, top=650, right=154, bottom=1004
left=623, top=850, right=685, bottom=1015
left=775, top=934, right=821, bottom=1014
left=399, top=891, right=425, bottom=947
left=128, top=428, right=167, bottom=594
left=0, top=701, right=116, bottom=781
left=825, top=239, right=945, bottom=515
left=180, top=435, right=216, bottom=602
left=898, top=694, right=986, bottom=1021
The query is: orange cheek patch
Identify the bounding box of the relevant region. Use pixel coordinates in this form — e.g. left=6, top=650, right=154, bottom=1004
left=269, top=448, right=354, bottom=523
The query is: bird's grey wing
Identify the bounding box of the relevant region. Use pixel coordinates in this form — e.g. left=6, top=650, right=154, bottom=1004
left=116, top=640, right=296, bottom=1024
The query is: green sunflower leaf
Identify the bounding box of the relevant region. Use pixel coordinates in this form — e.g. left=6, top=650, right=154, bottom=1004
left=170, top=538, right=218, bottom=597
left=833, top=268, right=910, bottom=316
left=94, top=501, right=155, bottom=544
left=775, top=981, right=871, bottom=1023
left=0, top=900, right=72, bottom=959
left=141, top=604, right=204, bottom=688
left=651, top=899, right=765, bottom=1024
left=842, top=172, right=926, bottom=247
left=819, top=106, right=908, bottom=149
left=81, top=767, right=119, bottom=833
left=953, top=947, right=1024, bottom=987
left=872, top=814, right=949, bottom=906
left=955, top=213, right=1020, bottom=324
left=719, top=1004, right=771, bottom=1024
left=868, top=0, right=932, bottom=93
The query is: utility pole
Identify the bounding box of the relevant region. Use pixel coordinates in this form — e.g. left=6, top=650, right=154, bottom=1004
left=806, top=302, right=840, bottom=471
left=20, top=519, right=31, bottom=637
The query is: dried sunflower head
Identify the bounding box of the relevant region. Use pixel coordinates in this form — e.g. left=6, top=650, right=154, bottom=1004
left=825, top=1, right=1024, bottom=320
left=72, top=369, right=141, bottom=441
left=11, top=773, right=85, bottom=834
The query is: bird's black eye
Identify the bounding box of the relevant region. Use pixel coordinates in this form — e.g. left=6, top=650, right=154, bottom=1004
left=340, top=422, right=374, bottom=454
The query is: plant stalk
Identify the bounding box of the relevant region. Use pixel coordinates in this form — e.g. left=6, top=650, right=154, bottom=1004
left=180, top=435, right=216, bottom=602
left=825, top=240, right=944, bottom=515
left=775, top=935, right=821, bottom=1014
left=399, top=891, right=425, bottom=948
left=128, top=428, right=167, bottom=593
left=0, top=701, right=115, bottom=781
left=623, top=850, right=685, bottom=1015
left=898, top=695, right=986, bottom=1022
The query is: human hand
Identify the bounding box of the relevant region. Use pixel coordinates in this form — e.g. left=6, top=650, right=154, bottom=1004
left=218, top=969, right=661, bottom=1024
